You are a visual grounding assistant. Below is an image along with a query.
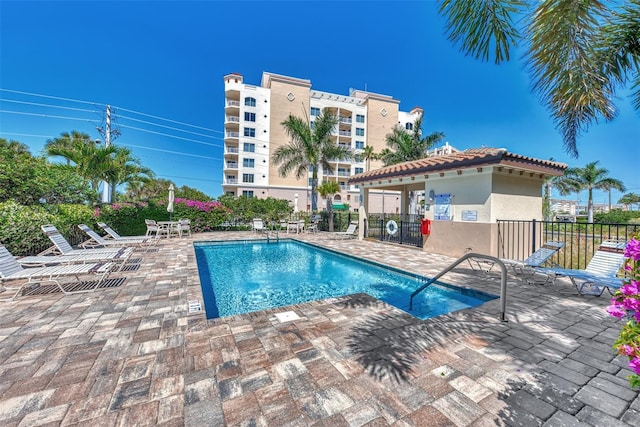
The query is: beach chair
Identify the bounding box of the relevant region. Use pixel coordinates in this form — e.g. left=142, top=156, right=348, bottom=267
left=145, top=219, right=161, bottom=237
left=335, top=222, right=358, bottom=239
left=530, top=239, right=627, bottom=296
left=178, top=219, right=191, bottom=238
left=77, top=225, right=152, bottom=251
left=0, top=243, right=114, bottom=302
left=41, top=224, right=130, bottom=257
left=17, top=245, right=133, bottom=271
left=469, top=241, right=564, bottom=278
left=98, top=222, right=157, bottom=244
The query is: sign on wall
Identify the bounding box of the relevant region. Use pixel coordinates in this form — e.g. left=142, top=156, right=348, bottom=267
left=434, top=194, right=451, bottom=221
left=461, top=210, right=477, bottom=221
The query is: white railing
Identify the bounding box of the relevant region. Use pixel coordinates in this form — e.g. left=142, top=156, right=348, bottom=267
left=338, top=130, right=351, bottom=137
left=226, top=147, right=239, bottom=154
left=225, top=116, right=240, bottom=123
left=226, top=100, right=240, bottom=107
left=339, top=117, right=352, bottom=124
left=225, top=163, right=238, bottom=169
left=225, top=132, right=239, bottom=138
left=225, top=179, right=237, bottom=184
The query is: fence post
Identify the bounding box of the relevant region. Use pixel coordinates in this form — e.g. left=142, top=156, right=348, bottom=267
left=532, top=219, right=537, bottom=253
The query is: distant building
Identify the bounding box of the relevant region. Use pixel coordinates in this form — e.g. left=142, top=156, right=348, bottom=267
left=222, top=71, right=438, bottom=212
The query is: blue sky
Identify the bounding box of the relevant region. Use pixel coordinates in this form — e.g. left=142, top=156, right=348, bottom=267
left=1, top=1, right=638, bottom=204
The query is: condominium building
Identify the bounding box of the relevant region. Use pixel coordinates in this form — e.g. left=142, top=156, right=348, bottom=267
left=222, top=71, right=423, bottom=212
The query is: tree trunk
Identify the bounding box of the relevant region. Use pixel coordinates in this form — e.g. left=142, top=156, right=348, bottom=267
left=327, top=197, right=334, bottom=232
left=587, top=189, right=594, bottom=223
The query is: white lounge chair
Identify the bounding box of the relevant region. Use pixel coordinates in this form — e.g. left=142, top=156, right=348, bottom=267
left=41, top=225, right=129, bottom=256
left=77, top=224, right=152, bottom=251
left=18, top=246, right=133, bottom=271
left=530, top=239, right=627, bottom=295
left=0, top=243, right=114, bottom=302
left=469, top=241, right=565, bottom=278
left=97, top=222, right=157, bottom=243
left=335, top=222, right=358, bottom=239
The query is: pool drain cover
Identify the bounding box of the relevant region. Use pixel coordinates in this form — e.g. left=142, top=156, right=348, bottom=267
left=188, top=300, right=202, bottom=314
left=275, top=311, right=300, bottom=322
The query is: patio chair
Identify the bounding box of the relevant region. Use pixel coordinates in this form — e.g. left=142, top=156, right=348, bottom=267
left=145, top=219, right=160, bottom=237
left=41, top=224, right=131, bottom=256
left=529, top=239, right=627, bottom=296
left=335, top=222, right=358, bottom=239
left=98, top=222, right=157, bottom=244
left=468, top=241, right=564, bottom=278
left=178, top=219, right=191, bottom=238
left=77, top=225, right=152, bottom=251
left=0, top=243, right=115, bottom=302
left=253, top=218, right=265, bottom=233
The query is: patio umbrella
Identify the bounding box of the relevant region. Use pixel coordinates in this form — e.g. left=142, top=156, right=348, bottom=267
left=293, top=193, right=299, bottom=213
left=167, top=184, right=175, bottom=220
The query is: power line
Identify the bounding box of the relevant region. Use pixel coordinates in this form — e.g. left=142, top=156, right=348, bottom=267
left=115, top=113, right=221, bottom=140
left=113, top=105, right=224, bottom=134
left=0, top=98, right=99, bottom=113
left=0, top=88, right=103, bottom=106
left=0, top=109, right=100, bottom=123
left=118, top=123, right=223, bottom=147
left=123, top=143, right=221, bottom=160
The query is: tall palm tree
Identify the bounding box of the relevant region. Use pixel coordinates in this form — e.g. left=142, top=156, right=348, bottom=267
left=557, top=161, right=626, bottom=223
left=382, top=114, right=445, bottom=166
left=317, top=180, right=341, bottom=232
left=619, top=193, right=640, bottom=211
left=362, top=145, right=377, bottom=172
left=273, top=108, right=353, bottom=212
left=438, top=0, right=640, bottom=157
left=45, top=131, right=96, bottom=166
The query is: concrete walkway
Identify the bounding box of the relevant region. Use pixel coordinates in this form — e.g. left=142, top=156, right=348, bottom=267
left=0, top=232, right=638, bottom=426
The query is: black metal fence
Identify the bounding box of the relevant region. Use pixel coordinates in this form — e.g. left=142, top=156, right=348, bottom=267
left=367, top=214, right=423, bottom=248
left=497, top=219, right=639, bottom=270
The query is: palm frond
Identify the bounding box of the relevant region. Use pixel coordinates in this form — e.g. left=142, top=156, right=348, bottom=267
left=439, top=0, right=527, bottom=64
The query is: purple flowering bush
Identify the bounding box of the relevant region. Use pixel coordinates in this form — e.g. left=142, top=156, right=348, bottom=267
left=607, top=237, right=640, bottom=388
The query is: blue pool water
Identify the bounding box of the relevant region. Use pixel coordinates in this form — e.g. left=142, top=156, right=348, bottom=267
left=194, top=240, right=497, bottom=320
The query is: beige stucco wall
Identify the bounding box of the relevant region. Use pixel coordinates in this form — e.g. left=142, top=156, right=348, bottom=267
left=268, top=80, right=311, bottom=187
left=363, top=97, right=400, bottom=170
left=491, top=173, right=543, bottom=221
left=422, top=173, right=493, bottom=223
left=422, top=221, right=498, bottom=258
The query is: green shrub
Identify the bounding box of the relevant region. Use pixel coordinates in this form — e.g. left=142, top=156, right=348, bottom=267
left=595, top=209, right=640, bottom=224
left=96, top=202, right=167, bottom=236
left=50, top=203, right=96, bottom=236
left=0, top=201, right=56, bottom=255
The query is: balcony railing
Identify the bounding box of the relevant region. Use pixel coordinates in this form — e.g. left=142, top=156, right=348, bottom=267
left=337, top=171, right=351, bottom=177
left=225, top=132, right=239, bottom=138
left=339, top=116, right=352, bottom=124
left=225, top=147, right=239, bottom=154
left=225, top=116, right=240, bottom=123
left=225, top=163, right=238, bottom=169
left=338, top=130, right=351, bottom=137
left=225, top=179, right=237, bottom=185
left=226, top=100, right=240, bottom=107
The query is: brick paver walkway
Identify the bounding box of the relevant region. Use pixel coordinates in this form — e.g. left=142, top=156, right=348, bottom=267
left=0, top=232, right=638, bottom=426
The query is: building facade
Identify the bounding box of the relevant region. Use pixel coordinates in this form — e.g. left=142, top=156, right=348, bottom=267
left=222, top=71, right=422, bottom=212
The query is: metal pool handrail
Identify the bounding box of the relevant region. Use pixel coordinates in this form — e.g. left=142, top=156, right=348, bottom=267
left=409, top=253, right=508, bottom=322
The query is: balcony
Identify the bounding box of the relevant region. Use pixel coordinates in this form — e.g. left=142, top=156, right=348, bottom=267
left=225, top=147, right=239, bottom=154
left=224, top=178, right=238, bottom=185
left=338, top=130, right=351, bottom=137
left=225, top=131, right=239, bottom=139
left=225, top=115, right=240, bottom=124
left=339, top=116, right=352, bottom=124
left=225, top=162, right=238, bottom=170
left=226, top=100, right=240, bottom=108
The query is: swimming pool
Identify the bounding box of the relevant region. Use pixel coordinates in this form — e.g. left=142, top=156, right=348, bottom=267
left=194, top=240, right=497, bottom=320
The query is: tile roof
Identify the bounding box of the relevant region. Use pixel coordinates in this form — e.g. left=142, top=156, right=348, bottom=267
left=348, top=147, right=567, bottom=184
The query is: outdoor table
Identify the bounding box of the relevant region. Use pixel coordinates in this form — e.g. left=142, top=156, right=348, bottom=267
left=157, top=221, right=180, bottom=238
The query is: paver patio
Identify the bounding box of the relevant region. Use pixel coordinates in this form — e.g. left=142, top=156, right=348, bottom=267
left=0, top=232, right=638, bottom=426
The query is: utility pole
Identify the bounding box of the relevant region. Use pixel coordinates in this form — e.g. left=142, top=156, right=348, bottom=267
left=101, top=105, right=112, bottom=203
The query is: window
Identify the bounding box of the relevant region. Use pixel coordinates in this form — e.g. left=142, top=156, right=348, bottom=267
left=242, top=174, right=254, bottom=183
left=405, top=123, right=413, bottom=131
left=243, top=158, right=255, bottom=168
left=244, top=112, right=256, bottom=122
left=244, top=127, right=255, bottom=137
left=356, top=128, right=365, bottom=136
left=244, top=97, right=256, bottom=107
left=356, top=114, right=365, bottom=123
left=355, top=141, right=365, bottom=149
left=310, top=107, right=320, bottom=116
left=242, top=190, right=254, bottom=198
left=243, top=143, right=255, bottom=152
left=354, top=167, right=364, bottom=174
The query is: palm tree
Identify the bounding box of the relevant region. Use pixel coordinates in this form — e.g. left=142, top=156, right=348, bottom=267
left=272, top=108, right=353, bottom=212
left=382, top=114, right=445, bottom=215
left=105, top=148, right=154, bottom=202
left=619, top=193, right=640, bottom=211
left=438, top=1, right=640, bottom=157
left=317, top=180, right=341, bottom=232
left=45, top=131, right=96, bottom=166
left=382, top=114, right=445, bottom=166
left=362, top=145, right=377, bottom=172
left=557, top=161, right=626, bottom=223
